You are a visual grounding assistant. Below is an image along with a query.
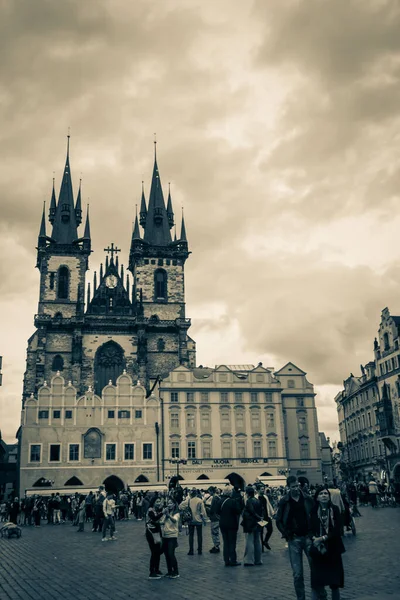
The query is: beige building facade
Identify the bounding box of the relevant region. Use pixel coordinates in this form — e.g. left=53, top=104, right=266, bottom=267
left=18, top=140, right=324, bottom=494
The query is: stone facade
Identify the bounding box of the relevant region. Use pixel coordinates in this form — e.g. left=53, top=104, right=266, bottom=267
left=19, top=373, right=160, bottom=493
left=335, top=307, right=400, bottom=483
left=160, top=363, right=323, bottom=486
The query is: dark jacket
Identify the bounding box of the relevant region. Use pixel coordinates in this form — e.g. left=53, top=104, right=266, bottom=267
left=275, top=491, right=314, bottom=540
left=209, top=495, right=222, bottom=522
left=241, top=497, right=262, bottom=533
left=218, top=491, right=244, bottom=530
left=309, top=503, right=345, bottom=589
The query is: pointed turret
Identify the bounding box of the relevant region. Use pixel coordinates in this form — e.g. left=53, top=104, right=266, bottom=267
left=180, top=212, right=187, bottom=242
left=39, top=202, right=47, bottom=239
left=83, top=205, right=91, bottom=239
left=83, top=205, right=91, bottom=253
left=51, top=135, right=78, bottom=244
left=75, top=178, right=82, bottom=226
left=48, top=178, right=56, bottom=224
left=143, top=143, right=172, bottom=246
left=132, top=212, right=141, bottom=241
left=139, top=182, right=147, bottom=228
left=167, top=183, right=174, bottom=229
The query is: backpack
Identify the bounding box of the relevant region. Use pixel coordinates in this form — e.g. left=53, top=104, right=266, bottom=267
left=180, top=503, right=192, bottom=525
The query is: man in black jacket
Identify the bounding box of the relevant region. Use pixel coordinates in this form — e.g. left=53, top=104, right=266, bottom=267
left=276, top=476, right=327, bottom=600
left=217, top=485, right=244, bottom=567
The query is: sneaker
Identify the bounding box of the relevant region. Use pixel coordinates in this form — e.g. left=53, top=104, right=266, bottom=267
left=231, top=562, right=241, bottom=567
left=110, top=536, right=117, bottom=540
left=187, top=551, right=194, bottom=555
left=164, top=573, right=173, bottom=578
left=170, top=574, right=180, bottom=579
left=156, top=571, right=163, bottom=576
left=209, top=547, right=220, bottom=553
left=148, top=573, right=162, bottom=580
left=102, top=538, right=109, bottom=542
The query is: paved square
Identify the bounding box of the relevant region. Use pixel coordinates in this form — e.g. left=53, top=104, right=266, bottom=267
left=0, top=506, right=399, bottom=600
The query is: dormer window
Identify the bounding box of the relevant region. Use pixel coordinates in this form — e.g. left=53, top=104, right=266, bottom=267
left=61, top=203, right=70, bottom=223
left=57, top=266, right=69, bottom=299
left=154, top=269, right=167, bottom=301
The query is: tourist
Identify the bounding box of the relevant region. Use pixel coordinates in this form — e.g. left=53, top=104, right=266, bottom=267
left=309, top=488, right=345, bottom=600
left=217, top=485, right=244, bottom=567
left=102, top=492, right=117, bottom=541
left=145, top=496, right=164, bottom=579
left=368, top=478, right=379, bottom=508
left=242, top=485, right=263, bottom=566
left=208, top=487, right=222, bottom=554
left=76, top=495, right=86, bottom=532
left=179, top=487, right=207, bottom=555
left=160, top=498, right=180, bottom=579
left=53, top=493, right=61, bottom=524
left=258, top=484, right=275, bottom=550
left=9, top=497, right=20, bottom=525
left=276, top=475, right=327, bottom=600
left=32, top=495, right=43, bottom=527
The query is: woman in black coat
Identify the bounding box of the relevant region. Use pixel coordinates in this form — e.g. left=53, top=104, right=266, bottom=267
left=309, top=487, right=345, bottom=600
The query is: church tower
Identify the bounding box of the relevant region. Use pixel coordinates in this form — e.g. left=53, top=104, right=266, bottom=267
left=23, top=138, right=195, bottom=404
left=128, top=142, right=196, bottom=383
left=23, top=137, right=91, bottom=403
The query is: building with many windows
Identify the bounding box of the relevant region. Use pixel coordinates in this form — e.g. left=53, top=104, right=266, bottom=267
left=18, top=140, right=323, bottom=494
left=335, top=307, right=400, bottom=483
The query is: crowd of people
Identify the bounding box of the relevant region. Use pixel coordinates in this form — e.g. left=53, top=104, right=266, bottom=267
left=0, top=475, right=398, bottom=599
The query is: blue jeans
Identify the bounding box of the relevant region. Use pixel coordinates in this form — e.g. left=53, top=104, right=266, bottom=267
left=244, top=530, right=262, bottom=565
left=288, top=536, right=327, bottom=600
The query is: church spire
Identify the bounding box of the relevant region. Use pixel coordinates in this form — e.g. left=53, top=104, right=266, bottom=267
left=75, top=178, right=82, bottom=226
left=39, top=202, right=46, bottom=239
left=139, top=181, right=147, bottom=228
left=167, top=182, right=174, bottom=229
left=132, top=205, right=141, bottom=240
left=143, top=142, right=172, bottom=245
left=180, top=209, right=187, bottom=242
left=51, top=134, right=78, bottom=244
left=83, top=204, right=91, bottom=239
left=48, top=177, right=56, bottom=225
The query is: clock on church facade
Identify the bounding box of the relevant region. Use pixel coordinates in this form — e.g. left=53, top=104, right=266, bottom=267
left=17, top=139, right=324, bottom=496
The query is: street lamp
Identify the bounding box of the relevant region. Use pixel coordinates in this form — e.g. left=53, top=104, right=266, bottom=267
left=170, top=459, right=187, bottom=479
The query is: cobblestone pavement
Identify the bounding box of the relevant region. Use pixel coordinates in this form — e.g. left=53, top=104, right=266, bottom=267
left=0, top=506, right=400, bottom=600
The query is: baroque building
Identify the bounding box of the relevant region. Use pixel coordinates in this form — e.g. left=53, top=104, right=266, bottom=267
left=335, top=307, right=400, bottom=483
left=18, top=139, right=323, bottom=494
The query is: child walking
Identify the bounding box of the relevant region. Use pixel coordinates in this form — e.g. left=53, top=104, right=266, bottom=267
left=160, top=498, right=180, bottom=579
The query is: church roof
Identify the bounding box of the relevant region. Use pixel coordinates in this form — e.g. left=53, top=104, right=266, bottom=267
left=143, top=152, right=172, bottom=246
left=51, top=136, right=79, bottom=244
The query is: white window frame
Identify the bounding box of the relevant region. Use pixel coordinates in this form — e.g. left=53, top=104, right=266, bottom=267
left=237, top=439, right=246, bottom=458
left=48, top=443, right=62, bottom=463
left=67, top=442, right=81, bottom=463
left=171, top=441, right=180, bottom=459
left=123, top=442, right=135, bottom=461
left=187, top=440, right=196, bottom=459
left=253, top=440, right=262, bottom=458
left=170, top=412, right=180, bottom=429
left=202, top=440, right=212, bottom=459
left=142, top=442, right=153, bottom=461
left=221, top=440, right=231, bottom=458
left=29, top=443, right=42, bottom=463
left=105, top=442, right=117, bottom=462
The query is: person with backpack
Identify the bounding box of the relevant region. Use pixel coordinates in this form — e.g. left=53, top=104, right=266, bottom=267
left=92, top=488, right=106, bottom=532
left=179, top=488, right=207, bottom=555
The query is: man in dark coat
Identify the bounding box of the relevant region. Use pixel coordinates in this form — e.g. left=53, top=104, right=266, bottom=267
left=217, top=485, right=244, bottom=567
left=276, top=476, right=327, bottom=600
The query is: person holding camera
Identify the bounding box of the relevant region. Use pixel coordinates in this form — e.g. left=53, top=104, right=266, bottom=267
left=309, top=487, right=345, bottom=600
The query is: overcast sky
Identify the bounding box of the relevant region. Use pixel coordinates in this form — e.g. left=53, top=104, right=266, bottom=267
left=1, top=0, right=400, bottom=444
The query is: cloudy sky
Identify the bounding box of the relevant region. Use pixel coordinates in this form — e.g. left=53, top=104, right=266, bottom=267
left=1, top=0, right=400, bottom=444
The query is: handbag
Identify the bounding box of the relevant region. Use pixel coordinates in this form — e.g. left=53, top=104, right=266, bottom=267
left=309, top=541, right=327, bottom=558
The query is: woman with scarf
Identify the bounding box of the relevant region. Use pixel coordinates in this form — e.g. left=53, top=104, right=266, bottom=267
left=309, top=487, right=345, bottom=600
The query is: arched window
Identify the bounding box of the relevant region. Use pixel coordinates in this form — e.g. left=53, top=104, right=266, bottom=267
left=52, top=355, right=64, bottom=372
left=94, top=341, right=125, bottom=395
left=154, top=269, right=167, bottom=300
left=57, top=266, right=69, bottom=299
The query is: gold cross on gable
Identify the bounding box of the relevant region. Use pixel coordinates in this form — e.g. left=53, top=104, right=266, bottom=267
left=104, top=242, right=121, bottom=262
